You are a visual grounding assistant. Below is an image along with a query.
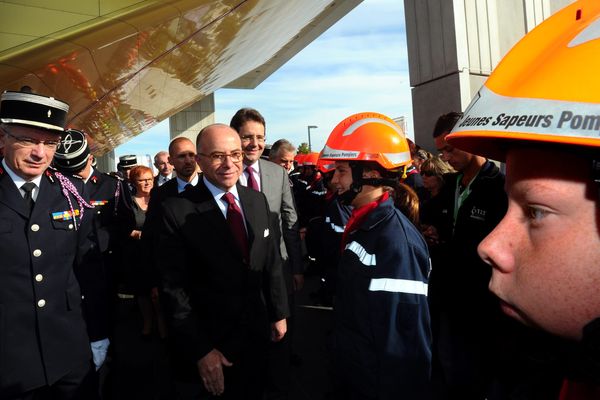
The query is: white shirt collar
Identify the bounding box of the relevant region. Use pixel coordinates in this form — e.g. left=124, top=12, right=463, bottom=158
left=239, top=160, right=261, bottom=190
left=176, top=173, right=199, bottom=193
left=2, top=158, right=43, bottom=193
left=83, top=166, right=95, bottom=184
left=244, top=160, right=260, bottom=174
left=203, top=176, right=243, bottom=219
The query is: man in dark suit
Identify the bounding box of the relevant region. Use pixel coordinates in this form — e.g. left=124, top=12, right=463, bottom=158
left=230, top=108, right=304, bottom=398
left=157, top=124, right=288, bottom=399
left=148, top=137, right=199, bottom=205
left=153, top=150, right=174, bottom=187
left=144, top=137, right=200, bottom=252
left=0, top=91, right=97, bottom=399
left=142, top=136, right=200, bottom=331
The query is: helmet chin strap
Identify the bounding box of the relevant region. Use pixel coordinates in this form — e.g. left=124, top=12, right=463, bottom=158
left=337, top=162, right=364, bottom=206
left=337, top=162, right=398, bottom=206
left=593, top=159, right=600, bottom=201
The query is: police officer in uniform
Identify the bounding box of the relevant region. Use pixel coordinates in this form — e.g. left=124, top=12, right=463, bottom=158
left=0, top=91, right=98, bottom=399
left=53, top=129, right=119, bottom=369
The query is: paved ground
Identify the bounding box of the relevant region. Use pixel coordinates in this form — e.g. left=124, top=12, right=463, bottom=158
left=100, top=274, right=334, bottom=399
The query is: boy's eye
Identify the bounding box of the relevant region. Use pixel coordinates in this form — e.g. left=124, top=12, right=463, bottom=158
left=526, top=206, right=548, bottom=221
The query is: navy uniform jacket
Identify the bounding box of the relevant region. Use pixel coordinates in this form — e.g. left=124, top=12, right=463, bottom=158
left=78, top=170, right=120, bottom=340
left=333, top=196, right=431, bottom=399
left=157, top=180, right=289, bottom=376
left=0, top=164, right=92, bottom=397
left=305, top=195, right=351, bottom=295
left=84, top=170, right=120, bottom=254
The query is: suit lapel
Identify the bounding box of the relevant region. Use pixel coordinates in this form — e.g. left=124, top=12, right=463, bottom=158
left=237, top=184, right=258, bottom=250
left=258, top=159, right=273, bottom=199
left=0, top=171, right=30, bottom=218
left=191, top=179, right=232, bottom=245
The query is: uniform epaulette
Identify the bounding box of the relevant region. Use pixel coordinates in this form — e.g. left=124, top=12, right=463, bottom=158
left=109, top=171, right=125, bottom=181
left=102, top=172, right=119, bottom=180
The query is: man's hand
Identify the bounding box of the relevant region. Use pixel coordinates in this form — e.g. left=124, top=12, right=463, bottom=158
left=197, top=349, right=233, bottom=396
left=271, top=319, right=287, bottom=342
left=421, top=225, right=440, bottom=246
left=293, top=274, right=304, bottom=292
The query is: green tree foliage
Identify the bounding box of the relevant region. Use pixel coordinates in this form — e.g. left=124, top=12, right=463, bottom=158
left=297, top=142, right=310, bottom=154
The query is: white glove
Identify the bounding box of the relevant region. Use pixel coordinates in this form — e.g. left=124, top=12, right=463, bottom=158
left=91, top=338, right=110, bottom=371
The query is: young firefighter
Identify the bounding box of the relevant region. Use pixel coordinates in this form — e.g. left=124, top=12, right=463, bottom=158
left=320, top=112, right=431, bottom=399
left=447, top=0, right=600, bottom=397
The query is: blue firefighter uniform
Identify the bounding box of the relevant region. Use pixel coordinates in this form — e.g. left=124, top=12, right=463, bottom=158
left=333, top=195, right=432, bottom=399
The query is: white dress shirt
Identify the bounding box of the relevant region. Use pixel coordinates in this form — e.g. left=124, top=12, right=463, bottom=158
left=176, top=174, right=199, bottom=193
left=238, top=161, right=261, bottom=191
left=202, top=177, right=247, bottom=232
left=2, top=159, right=42, bottom=201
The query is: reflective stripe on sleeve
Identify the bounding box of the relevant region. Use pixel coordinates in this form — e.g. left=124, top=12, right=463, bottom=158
left=345, top=241, right=376, bottom=266
left=325, top=217, right=345, bottom=233
left=368, top=278, right=428, bottom=295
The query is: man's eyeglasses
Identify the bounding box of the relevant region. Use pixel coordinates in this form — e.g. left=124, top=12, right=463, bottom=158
left=420, top=170, right=436, bottom=177
left=198, top=151, right=244, bottom=165
left=240, top=135, right=265, bottom=143
left=135, top=178, right=153, bottom=183
left=2, top=128, right=60, bottom=150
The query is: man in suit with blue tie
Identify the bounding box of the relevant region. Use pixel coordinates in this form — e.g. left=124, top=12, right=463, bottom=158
left=157, top=124, right=288, bottom=399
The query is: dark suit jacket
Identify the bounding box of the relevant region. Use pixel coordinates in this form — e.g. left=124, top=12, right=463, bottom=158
left=143, top=175, right=181, bottom=243
left=157, top=179, right=289, bottom=372
left=257, top=159, right=303, bottom=289
left=154, top=173, right=173, bottom=188
left=139, top=177, right=181, bottom=290
left=0, top=165, right=91, bottom=397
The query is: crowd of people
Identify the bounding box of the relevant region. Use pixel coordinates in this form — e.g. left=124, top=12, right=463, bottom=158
left=1, top=1, right=599, bottom=399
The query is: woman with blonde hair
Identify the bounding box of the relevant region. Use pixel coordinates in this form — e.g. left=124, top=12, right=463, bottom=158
left=419, top=156, right=455, bottom=198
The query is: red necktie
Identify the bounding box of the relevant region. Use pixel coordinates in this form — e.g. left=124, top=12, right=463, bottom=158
left=246, top=165, right=259, bottom=191
left=222, top=192, right=249, bottom=261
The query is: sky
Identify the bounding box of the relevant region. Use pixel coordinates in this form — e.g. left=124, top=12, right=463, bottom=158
left=116, top=0, right=411, bottom=160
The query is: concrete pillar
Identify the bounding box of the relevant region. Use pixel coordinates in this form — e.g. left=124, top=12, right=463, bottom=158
left=404, top=0, right=574, bottom=152
left=95, top=150, right=115, bottom=173
left=169, top=93, right=215, bottom=143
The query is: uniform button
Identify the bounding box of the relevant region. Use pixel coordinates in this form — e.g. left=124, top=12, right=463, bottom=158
left=37, top=299, right=46, bottom=308
left=33, top=249, right=42, bottom=257
left=35, top=274, right=43, bottom=282
left=68, top=224, right=74, bottom=230
left=31, top=224, right=40, bottom=232
left=97, top=210, right=101, bottom=214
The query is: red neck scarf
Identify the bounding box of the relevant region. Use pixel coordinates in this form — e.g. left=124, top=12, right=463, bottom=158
left=341, top=191, right=389, bottom=250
